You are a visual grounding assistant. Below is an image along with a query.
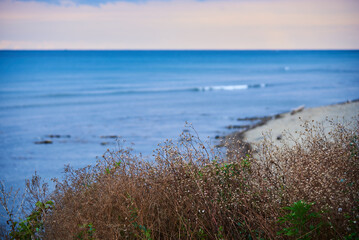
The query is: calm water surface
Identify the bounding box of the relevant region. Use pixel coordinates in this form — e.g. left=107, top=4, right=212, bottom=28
left=0, top=50, right=359, bottom=189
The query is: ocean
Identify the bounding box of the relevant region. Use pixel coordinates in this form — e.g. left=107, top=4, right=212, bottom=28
left=0, top=50, right=359, bottom=189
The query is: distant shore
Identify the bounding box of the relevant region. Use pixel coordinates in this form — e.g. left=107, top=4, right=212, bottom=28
left=223, top=99, right=359, bottom=152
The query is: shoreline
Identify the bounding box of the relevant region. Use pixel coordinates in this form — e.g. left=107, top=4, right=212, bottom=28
left=221, top=99, right=359, bottom=153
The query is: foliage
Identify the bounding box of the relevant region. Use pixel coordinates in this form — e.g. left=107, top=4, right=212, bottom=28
left=0, top=119, right=358, bottom=239
left=278, top=200, right=323, bottom=239
left=9, top=200, right=54, bottom=240
left=75, top=223, right=96, bottom=240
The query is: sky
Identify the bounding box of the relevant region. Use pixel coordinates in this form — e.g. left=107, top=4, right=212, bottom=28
left=0, top=0, right=359, bottom=50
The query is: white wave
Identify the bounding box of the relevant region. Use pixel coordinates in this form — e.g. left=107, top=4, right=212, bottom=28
left=198, top=84, right=266, bottom=91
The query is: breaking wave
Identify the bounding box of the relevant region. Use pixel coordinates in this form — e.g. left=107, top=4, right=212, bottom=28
left=195, top=83, right=266, bottom=91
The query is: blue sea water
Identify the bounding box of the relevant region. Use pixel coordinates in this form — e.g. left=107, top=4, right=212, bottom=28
left=0, top=50, right=359, bottom=189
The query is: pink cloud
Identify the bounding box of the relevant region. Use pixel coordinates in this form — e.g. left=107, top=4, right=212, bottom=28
left=0, top=0, right=358, bottom=49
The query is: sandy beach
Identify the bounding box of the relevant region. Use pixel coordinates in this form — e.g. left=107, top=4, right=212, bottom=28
left=240, top=100, right=359, bottom=148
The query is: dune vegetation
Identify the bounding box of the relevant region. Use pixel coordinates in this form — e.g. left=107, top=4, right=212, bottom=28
left=1, top=119, right=358, bottom=239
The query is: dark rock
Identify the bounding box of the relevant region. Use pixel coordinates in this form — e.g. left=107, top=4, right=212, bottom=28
left=47, top=135, right=71, bottom=138
left=274, top=113, right=283, bottom=119
left=48, top=135, right=61, bottom=138
left=276, top=134, right=282, bottom=140
left=100, top=135, right=118, bottom=139
left=237, top=117, right=262, bottom=121
left=101, top=142, right=110, bottom=146
left=290, top=105, right=305, bottom=115
left=215, top=135, right=226, bottom=140
left=35, top=140, right=53, bottom=144
left=226, top=125, right=251, bottom=130
left=226, top=125, right=241, bottom=129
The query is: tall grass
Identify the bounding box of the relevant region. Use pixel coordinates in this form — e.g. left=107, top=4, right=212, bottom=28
left=1, top=119, right=358, bottom=239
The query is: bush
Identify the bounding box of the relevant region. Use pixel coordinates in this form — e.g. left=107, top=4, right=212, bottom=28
left=1, top=119, right=358, bottom=239
left=277, top=200, right=323, bottom=239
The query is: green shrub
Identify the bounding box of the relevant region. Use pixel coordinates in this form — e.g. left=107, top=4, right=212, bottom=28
left=75, top=223, right=96, bottom=240
left=9, top=200, right=54, bottom=240
left=278, top=200, right=323, bottom=239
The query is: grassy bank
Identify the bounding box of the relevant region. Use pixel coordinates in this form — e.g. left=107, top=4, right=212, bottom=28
left=1, top=119, right=358, bottom=239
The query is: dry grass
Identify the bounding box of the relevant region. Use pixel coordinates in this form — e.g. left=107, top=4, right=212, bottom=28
left=1, top=119, right=358, bottom=239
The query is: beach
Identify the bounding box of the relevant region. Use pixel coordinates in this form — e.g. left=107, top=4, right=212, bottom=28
left=226, top=100, right=359, bottom=151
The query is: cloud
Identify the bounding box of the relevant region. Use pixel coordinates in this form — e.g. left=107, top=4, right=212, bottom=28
left=15, top=0, right=150, bottom=6
left=0, top=0, right=358, bottom=49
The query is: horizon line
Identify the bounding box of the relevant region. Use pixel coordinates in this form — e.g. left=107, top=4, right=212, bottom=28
left=1, top=49, right=359, bottom=51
